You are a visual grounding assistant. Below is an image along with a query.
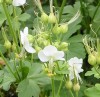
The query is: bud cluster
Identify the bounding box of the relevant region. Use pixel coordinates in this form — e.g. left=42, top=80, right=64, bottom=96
left=65, top=80, right=80, bottom=92
left=83, top=37, right=100, bottom=66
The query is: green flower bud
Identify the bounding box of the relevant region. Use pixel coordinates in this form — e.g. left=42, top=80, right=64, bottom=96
left=41, top=13, right=48, bottom=23
left=0, top=57, right=5, bottom=65
left=37, top=37, right=44, bottom=45
left=48, top=13, right=56, bottom=24
left=73, top=83, right=80, bottom=92
left=11, top=43, right=16, bottom=51
left=88, top=54, right=96, bottom=66
left=4, top=40, right=11, bottom=49
left=43, top=40, right=50, bottom=46
left=60, top=42, right=69, bottom=51
left=52, top=25, right=60, bottom=34
left=65, top=80, right=73, bottom=90
left=96, top=53, right=100, bottom=65
left=53, top=42, right=60, bottom=48
left=59, top=24, right=68, bottom=33
left=35, top=46, right=41, bottom=52
left=27, top=34, right=34, bottom=43
left=5, top=0, right=12, bottom=4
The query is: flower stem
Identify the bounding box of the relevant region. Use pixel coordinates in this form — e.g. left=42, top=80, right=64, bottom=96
left=51, top=78, right=55, bottom=97
left=56, top=76, right=63, bottom=97
left=54, top=0, right=58, bottom=8
left=14, top=59, right=21, bottom=81
left=59, top=0, right=67, bottom=22
left=75, top=92, right=78, bottom=97
left=69, top=90, right=74, bottom=97
left=92, top=0, right=100, bottom=21
left=2, top=3, right=19, bottom=53
left=20, top=59, right=24, bottom=80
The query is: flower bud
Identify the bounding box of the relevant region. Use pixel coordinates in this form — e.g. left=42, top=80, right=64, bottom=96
left=65, top=80, right=73, bottom=90
left=59, top=24, right=68, bottom=33
left=53, top=42, right=60, bottom=49
left=88, top=54, right=96, bottom=66
left=4, top=40, right=11, bottom=49
left=48, top=13, right=56, bottom=24
left=59, top=42, right=69, bottom=51
left=27, top=34, right=34, bottom=43
left=37, top=37, right=43, bottom=45
left=73, top=83, right=80, bottom=92
left=35, top=46, right=41, bottom=52
left=11, top=42, right=16, bottom=51
left=43, top=40, right=50, bottom=46
left=0, top=57, right=5, bottom=65
left=52, top=25, right=60, bottom=34
left=41, top=13, right=48, bottom=23
left=96, top=53, right=100, bottom=65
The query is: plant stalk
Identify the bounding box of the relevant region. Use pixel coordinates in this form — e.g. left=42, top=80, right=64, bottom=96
left=2, top=3, right=19, bottom=53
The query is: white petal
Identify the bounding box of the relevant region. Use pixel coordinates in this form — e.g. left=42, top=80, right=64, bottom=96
left=20, top=31, right=25, bottom=45
left=38, top=50, right=50, bottom=62
left=24, top=43, right=36, bottom=53
left=54, top=51, right=65, bottom=61
left=24, top=27, right=28, bottom=36
left=12, top=0, right=26, bottom=6
left=43, top=45, right=57, bottom=56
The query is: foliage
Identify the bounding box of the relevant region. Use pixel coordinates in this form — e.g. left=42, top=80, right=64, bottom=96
left=0, top=0, right=100, bottom=97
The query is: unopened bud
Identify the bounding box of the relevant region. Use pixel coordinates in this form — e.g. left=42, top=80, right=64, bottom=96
left=59, top=24, right=68, bottom=33
left=48, top=13, right=56, bottom=24
left=11, top=43, right=16, bottom=51
left=65, top=80, right=73, bottom=90
left=88, top=54, right=96, bottom=66
left=73, top=83, right=80, bottom=92
left=0, top=57, right=5, bottom=65
left=41, top=13, right=48, bottom=23
left=60, top=42, right=69, bottom=51
left=4, top=40, right=11, bottom=49
left=28, top=34, right=34, bottom=43
left=96, top=53, right=100, bottom=65
left=52, top=25, right=60, bottom=34
left=35, top=46, right=41, bottom=52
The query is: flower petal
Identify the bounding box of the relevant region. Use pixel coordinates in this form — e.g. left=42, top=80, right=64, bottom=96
left=20, top=31, right=25, bottom=45
left=24, top=43, right=36, bottom=53
left=54, top=51, right=65, bottom=61
left=12, top=0, right=26, bottom=6
left=24, top=27, right=28, bottom=36
left=38, top=50, right=50, bottom=62
left=43, top=45, right=57, bottom=56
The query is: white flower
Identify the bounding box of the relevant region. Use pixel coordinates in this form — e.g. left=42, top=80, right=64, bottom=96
left=67, top=57, right=83, bottom=82
left=20, top=27, right=36, bottom=53
left=12, top=0, right=26, bottom=6
left=38, top=45, right=65, bottom=63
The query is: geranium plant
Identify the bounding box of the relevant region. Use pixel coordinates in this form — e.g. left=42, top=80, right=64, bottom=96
left=0, top=0, right=100, bottom=97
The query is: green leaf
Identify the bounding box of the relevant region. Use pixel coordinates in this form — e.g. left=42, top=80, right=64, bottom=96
left=19, top=13, right=31, bottom=22
left=0, top=14, right=6, bottom=26
left=67, top=34, right=83, bottom=43
left=17, top=79, right=40, bottom=97
left=84, top=84, right=100, bottom=97
left=85, top=67, right=100, bottom=79
left=17, top=63, right=50, bottom=97
left=67, top=43, right=86, bottom=59
left=0, top=70, right=16, bottom=91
